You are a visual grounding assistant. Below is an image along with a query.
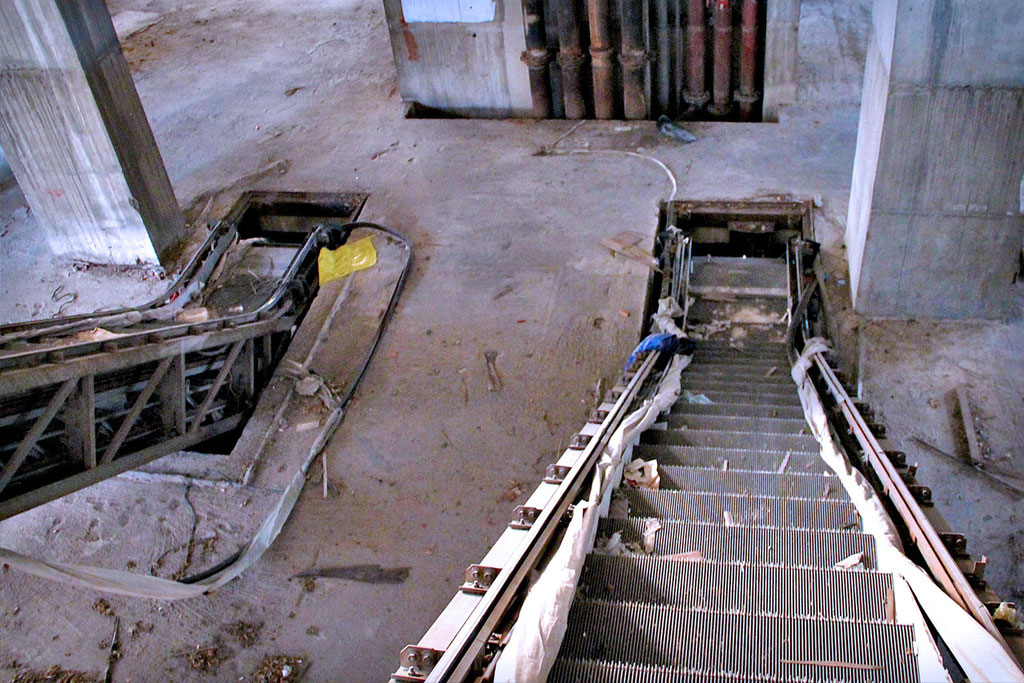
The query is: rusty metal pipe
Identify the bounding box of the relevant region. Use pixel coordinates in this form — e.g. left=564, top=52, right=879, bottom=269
left=520, top=0, right=553, bottom=118
left=555, top=0, right=587, bottom=119
left=683, top=0, right=709, bottom=110
left=619, top=0, right=647, bottom=120
left=654, top=0, right=672, bottom=115
left=588, top=0, right=615, bottom=119
left=709, top=0, right=733, bottom=116
left=736, top=0, right=759, bottom=120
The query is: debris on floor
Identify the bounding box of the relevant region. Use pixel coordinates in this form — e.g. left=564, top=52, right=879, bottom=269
left=186, top=644, right=224, bottom=673
left=11, top=666, right=99, bottom=683
left=484, top=350, right=503, bottom=391
left=499, top=480, right=525, bottom=502
left=641, top=519, right=662, bottom=553
left=656, top=115, right=698, bottom=143
left=251, top=655, right=308, bottom=683
left=834, top=552, right=864, bottom=570
left=228, top=621, right=264, bottom=649
left=623, top=458, right=660, bottom=489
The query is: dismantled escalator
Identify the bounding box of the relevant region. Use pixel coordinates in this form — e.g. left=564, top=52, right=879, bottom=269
left=393, top=201, right=1024, bottom=682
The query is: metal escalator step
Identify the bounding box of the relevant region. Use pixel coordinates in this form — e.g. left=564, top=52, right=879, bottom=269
left=681, top=389, right=803, bottom=407
left=633, top=444, right=827, bottom=473
left=641, top=428, right=817, bottom=452
left=693, top=340, right=788, bottom=357
left=684, top=369, right=794, bottom=385
left=658, top=465, right=844, bottom=500
left=621, top=488, right=861, bottom=532
left=557, top=602, right=918, bottom=681
left=578, top=554, right=892, bottom=621
left=598, top=518, right=877, bottom=568
left=549, top=658, right=743, bottom=683
left=668, top=402, right=806, bottom=420
left=665, top=414, right=808, bottom=434
left=680, top=379, right=798, bottom=397
left=688, top=356, right=782, bottom=366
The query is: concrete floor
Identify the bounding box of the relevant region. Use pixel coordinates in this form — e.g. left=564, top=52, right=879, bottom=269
left=0, top=0, right=1020, bottom=681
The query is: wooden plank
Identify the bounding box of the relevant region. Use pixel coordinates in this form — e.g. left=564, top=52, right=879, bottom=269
left=956, top=385, right=984, bottom=466
left=600, top=230, right=660, bottom=270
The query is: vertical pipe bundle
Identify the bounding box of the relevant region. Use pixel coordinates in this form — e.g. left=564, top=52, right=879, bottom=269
left=683, top=0, right=709, bottom=111
left=620, top=0, right=647, bottom=120
left=556, top=0, right=587, bottom=119
left=588, top=0, right=616, bottom=119
left=736, top=0, right=759, bottom=120
left=520, top=0, right=553, bottom=118
left=709, top=0, right=733, bottom=116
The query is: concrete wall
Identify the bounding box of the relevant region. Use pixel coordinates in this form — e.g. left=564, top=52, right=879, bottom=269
left=847, top=0, right=1024, bottom=318
left=387, top=0, right=805, bottom=120
left=382, top=0, right=533, bottom=117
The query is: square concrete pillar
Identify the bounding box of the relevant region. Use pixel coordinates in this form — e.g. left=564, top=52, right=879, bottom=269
left=846, top=0, right=1024, bottom=318
left=0, top=0, right=184, bottom=265
left=762, top=0, right=801, bottom=121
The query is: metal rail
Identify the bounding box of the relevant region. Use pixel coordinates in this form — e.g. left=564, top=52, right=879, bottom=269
left=786, top=265, right=1020, bottom=661
left=0, top=219, right=361, bottom=519
left=809, top=350, right=1012, bottom=649
left=394, top=351, right=661, bottom=681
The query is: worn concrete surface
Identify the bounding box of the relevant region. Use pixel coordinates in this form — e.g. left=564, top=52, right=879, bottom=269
left=0, top=0, right=1020, bottom=681
left=859, top=315, right=1024, bottom=606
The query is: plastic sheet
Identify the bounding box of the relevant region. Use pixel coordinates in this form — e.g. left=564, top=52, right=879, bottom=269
left=318, top=236, right=377, bottom=284
left=792, top=338, right=1023, bottom=682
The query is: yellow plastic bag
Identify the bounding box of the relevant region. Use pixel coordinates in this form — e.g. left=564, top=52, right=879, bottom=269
left=318, top=236, right=377, bottom=284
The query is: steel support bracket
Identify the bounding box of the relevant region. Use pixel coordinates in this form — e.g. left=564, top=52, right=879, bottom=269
left=461, top=564, right=501, bottom=595
left=544, top=464, right=571, bottom=484
left=510, top=505, right=542, bottom=529
left=568, top=432, right=592, bottom=449
left=395, top=646, right=444, bottom=681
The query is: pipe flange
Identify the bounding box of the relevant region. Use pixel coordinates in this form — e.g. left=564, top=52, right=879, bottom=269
left=520, top=48, right=552, bottom=68
left=618, top=49, right=648, bottom=68
left=556, top=50, right=586, bottom=69
left=733, top=90, right=760, bottom=104
left=708, top=102, right=733, bottom=116
left=589, top=46, right=615, bottom=67
left=682, top=91, right=710, bottom=107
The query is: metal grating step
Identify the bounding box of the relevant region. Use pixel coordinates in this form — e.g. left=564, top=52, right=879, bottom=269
left=658, top=465, right=845, bottom=500
left=633, top=444, right=828, bottom=474
left=684, top=369, right=793, bottom=385
left=578, top=554, right=893, bottom=621
left=557, top=600, right=918, bottom=683
left=664, top=414, right=808, bottom=434
left=641, top=428, right=818, bottom=452
left=599, top=518, right=877, bottom=568
left=680, top=379, right=799, bottom=398
left=549, top=658, right=779, bottom=682
left=668, top=402, right=807, bottom=420
left=679, top=389, right=804, bottom=407
left=693, top=340, right=789, bottom=357
left=621, top=488, right=862, bottom=532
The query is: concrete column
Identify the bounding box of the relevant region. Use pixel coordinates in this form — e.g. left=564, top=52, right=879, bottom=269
left=847, top=0, right=1024, bottom=318
left=762, top=0, right=801, bottom=121
left=0, top=0, right=183, bottom=266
